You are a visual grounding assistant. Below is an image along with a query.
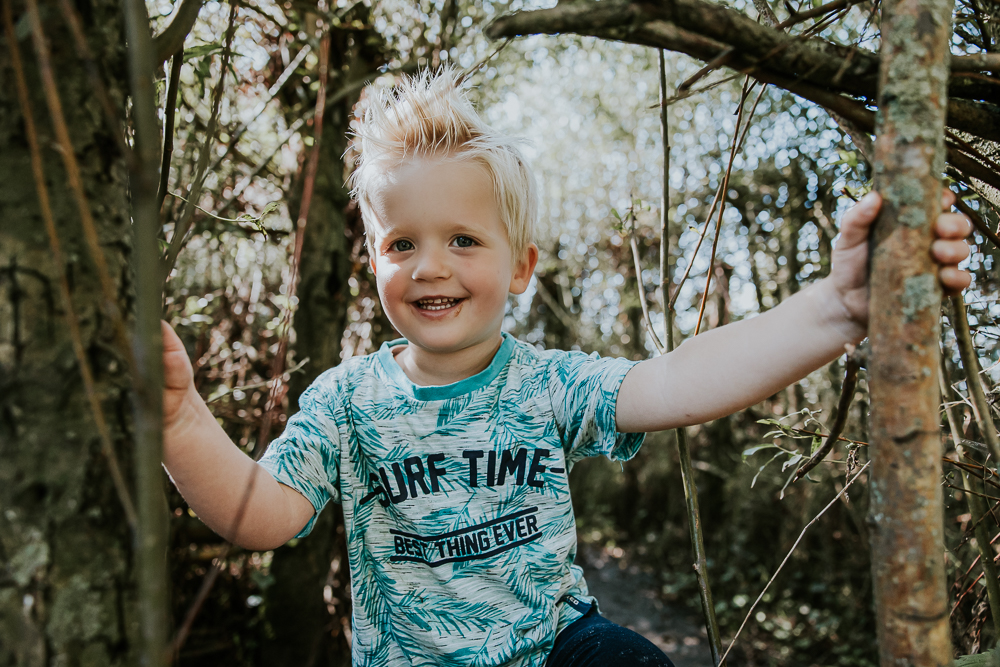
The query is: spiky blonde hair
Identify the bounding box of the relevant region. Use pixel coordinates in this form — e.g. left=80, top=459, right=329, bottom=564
left=349, top=68, right=537, bottom=259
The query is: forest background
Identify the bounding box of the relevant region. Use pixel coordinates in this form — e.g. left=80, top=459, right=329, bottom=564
left=3, top=0, right=1000, bottom=664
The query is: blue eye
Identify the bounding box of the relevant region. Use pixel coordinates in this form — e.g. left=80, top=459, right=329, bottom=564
left=453, top=236, right=475, bottom=248
left=390, top=239, right=414, bottom=252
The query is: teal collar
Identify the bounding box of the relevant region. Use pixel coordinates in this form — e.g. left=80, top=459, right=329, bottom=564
left=377, top=332, right=515, bottom=401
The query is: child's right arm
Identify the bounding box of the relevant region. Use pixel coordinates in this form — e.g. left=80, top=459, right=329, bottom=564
left=162, top=321, right=314, bottom=550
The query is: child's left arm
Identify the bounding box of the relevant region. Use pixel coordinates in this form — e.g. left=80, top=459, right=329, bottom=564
left=615, top=190, right=973, bottom=433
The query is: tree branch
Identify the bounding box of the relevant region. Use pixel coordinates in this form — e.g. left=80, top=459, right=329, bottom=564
left=152, top=0, right=205, bottom=64
left=486, top=0, right=1000, bottom=145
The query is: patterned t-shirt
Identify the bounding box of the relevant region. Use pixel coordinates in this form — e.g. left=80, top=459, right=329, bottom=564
left=258, top=333, right=645, bottom=667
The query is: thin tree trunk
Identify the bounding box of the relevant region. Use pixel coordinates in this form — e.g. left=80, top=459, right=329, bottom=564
left=867, top=0, right=954, bottom=663
left=0, top=0, right=138, bottom=662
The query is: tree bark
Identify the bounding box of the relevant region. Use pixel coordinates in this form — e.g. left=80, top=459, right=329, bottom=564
left=866, top=0, right=954, bottom=664
left=0, top=0, right=138, bottom=663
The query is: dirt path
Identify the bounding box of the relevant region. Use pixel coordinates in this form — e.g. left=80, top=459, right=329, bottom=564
left=579, top=544, right=715, bottom=667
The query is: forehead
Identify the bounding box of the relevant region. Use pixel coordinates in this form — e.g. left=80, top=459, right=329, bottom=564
left=366, top=157, right=501, bottom=234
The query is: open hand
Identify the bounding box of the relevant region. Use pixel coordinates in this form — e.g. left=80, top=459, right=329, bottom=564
left=162, top=320, right=195, bottom=430
left=830, top=189, right=973, bottom=328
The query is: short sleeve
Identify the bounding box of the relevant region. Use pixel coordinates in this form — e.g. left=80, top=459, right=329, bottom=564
left=258, top=373, right=342, bottom=537
left=547, top=350, right=646, bottom=466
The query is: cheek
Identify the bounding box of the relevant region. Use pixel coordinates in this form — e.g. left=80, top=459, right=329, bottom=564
left=374, top=262, right=402, bottom=295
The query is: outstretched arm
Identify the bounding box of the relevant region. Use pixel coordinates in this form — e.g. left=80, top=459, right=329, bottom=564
left=162, top=321, right=314, bottom=550
left=615, top=191, right=972, bottom=433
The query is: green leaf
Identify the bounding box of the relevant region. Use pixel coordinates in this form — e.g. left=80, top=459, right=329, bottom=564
left=184, top=43, right=225, bottom=61
left=751, top=452, right=784, bottom=488
left=781, top=453, right=803, bottom=472
left=742, top=444, right=778, bottom=460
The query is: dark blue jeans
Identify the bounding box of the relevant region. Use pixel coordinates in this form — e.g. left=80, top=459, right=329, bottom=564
left=546, top=606, right=676, bottom=667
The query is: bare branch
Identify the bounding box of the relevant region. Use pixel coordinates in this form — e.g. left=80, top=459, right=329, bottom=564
left=152, top=0, right=205, bottom=64
left=794, top=347, right=861, bottom=480
left=487, top=0, right=1000, bottom=145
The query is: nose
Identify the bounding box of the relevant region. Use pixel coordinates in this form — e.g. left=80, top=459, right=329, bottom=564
left=411, top=246, right=451, bottom=281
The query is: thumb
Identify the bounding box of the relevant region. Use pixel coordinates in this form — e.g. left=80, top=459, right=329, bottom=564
left=161, top=320, right=193, bottom=390
left=837, top=191, right=881, bottom=250
left=161, top=320, right=185, bottom=354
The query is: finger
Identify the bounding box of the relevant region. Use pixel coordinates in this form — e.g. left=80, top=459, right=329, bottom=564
left=161, top=320, right=185, bottom=355
left=932, top=238, right=971, bottom=264
left=935, top=212, right=973, bottom=239
left=942, top=188, right=956, bottom=211
left=940, top=266, right=972, bottom=295
left=837, top=191, right=881, bottom=248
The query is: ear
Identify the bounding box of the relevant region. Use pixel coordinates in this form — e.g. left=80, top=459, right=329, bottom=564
left=509, top=243, right=539, bottom=295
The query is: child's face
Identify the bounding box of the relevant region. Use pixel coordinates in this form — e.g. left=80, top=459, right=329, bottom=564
left=367, top=157, right=537, bottom=357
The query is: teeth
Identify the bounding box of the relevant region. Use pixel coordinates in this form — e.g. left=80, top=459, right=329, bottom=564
left=417, top=297, right=459, bottom=311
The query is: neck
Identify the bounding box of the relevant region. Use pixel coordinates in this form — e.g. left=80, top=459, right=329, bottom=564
left=393, top=335, right=504, bottom=386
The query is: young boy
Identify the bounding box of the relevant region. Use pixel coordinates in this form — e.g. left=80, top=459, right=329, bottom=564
left=162, top=70, right=973, bottom=667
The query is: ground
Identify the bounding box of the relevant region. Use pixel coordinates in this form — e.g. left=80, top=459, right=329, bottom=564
left=580, top=543, right=715, bottom=667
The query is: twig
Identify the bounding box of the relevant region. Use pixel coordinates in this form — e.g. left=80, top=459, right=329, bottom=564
left=254, top=32, right=332, bottom=458
left=25, top=0, right=138, bottom=379
left=693, top=79, right=766, bottom=335
left=656, top=51, right=723, bottom=665
left=794, top=348, right=860, bottom=480
left=161, top=0, right=239, bottom=283
left=947, top=129, right=1000, bottom=178
left=171, top=556, right=223, bottom=661
left=457, top=37, right=513, bottom=85
left=158, top=48, right=184, bottom=215
left=953, top=190, right=1000, bottom=250
left=953, top=52, right=1000, bottom=72
left=167, top=192, right=279, bottom=231
left=951, top=294, right=1000, bottom=466
left=206, top=43, right=312, bottom=176
left=678, top=0, right=862, bottom=94
left=532, top=277, right=578, bottom=338
left=206, top=356, right=311, bottom=403
left=152, top=0, right=205, bottom=64
left=658, top=49, right=672, bottom=351
left=668, top=82, right=769, bottom=316
left=627, top=210, right=665, bottom=353
left=667, top=186, right=722, bottom=312
left=947, top=142, right=1000, bottom=195
left=944, top=483, right=1000, bottom=504
left=3, top=0, right=137, bottom=530
left=719, top=461, right=871, bottom=664
left=215, top=66, right=411, bottom=217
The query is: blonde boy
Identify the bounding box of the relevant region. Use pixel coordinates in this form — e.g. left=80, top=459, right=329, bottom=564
left=162, top=70, right=973, bottom=666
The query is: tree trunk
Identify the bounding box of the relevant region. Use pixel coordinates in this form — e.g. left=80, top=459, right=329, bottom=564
left=0, top=0, right=138, bottom=663
left=867, top=0, right=954, bottom=664
left=261, top=15, right=385, bottom=665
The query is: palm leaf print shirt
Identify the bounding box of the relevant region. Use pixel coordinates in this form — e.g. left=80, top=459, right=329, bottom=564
left=258, top=333, right=645, bottom=666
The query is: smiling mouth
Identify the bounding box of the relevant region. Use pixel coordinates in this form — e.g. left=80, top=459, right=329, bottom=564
left=415, top=297, right=464, bottom=311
